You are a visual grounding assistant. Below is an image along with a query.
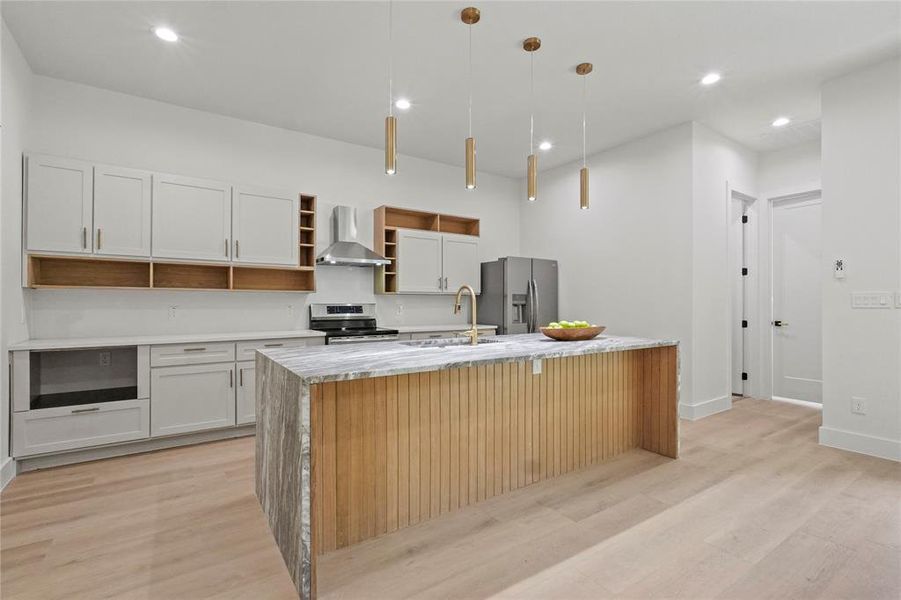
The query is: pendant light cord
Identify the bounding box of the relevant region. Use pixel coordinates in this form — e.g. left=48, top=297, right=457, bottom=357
left=529, top=51, right=534, bottom=155
left=387, top=0, right=393, bottom=117
left=582, top=75, right=587, bottom=168
left=468, top=23, right=473, bottom=138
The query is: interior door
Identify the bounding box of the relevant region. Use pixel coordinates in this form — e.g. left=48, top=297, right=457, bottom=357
left=442, top=234, right=480, bottom=294
left=93, top=165, right=152, bottom=257
left=531, top=259, right=559, bottom=330
left=151, top=174, right=232, bottom=262
left=232, top=186, right=299, bottom=266
left=25, top=154, right=93, bottom=254
left=397, top=229, right=443, bottom=293
left=504, top=257, right=533, bottom=334
left=772, top=197, right=822, bottom=402
left=730, top=196, right=747, bottom=396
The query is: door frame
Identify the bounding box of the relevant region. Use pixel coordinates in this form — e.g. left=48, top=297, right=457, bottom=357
left=766, top=189, right=823, bottom=402
left=727, top=186, right=761, bottom=401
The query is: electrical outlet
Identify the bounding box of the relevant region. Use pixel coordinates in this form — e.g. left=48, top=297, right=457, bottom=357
left=99, top=351, right=111, bottom=367
left=396, top=304, right=405, bottom=316
left=851, top=397, right=867, bottom=415
left=168, top=306, right=178, bottom=320
left=287, top=304, right=295, bottom=317
left=833, top=259, right=845, bottom=279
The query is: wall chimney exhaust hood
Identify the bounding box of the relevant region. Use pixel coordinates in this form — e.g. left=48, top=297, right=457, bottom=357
left=316, top=206, right=391, bottom=267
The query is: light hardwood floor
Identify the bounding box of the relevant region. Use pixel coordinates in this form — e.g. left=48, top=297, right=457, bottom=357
left=2, top=398, right=898, bottom=599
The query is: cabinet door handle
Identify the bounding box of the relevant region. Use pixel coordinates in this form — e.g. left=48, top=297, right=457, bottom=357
left=229, top=369, right=234, bottom=388
left=444, top=277, right=448, bottom=290
left=225, top=239, right=229, bottom=257
left=97, top=228, right=102, bottom=250
left=72, top=407, right=100, bottom=414
left=438, top=276, right=443, bottom=291
left=183, top=347, right=207, bottom=352
left=235, top=240, right=240, bottom=258
left=82, top=227, right=87, bottom=249
left=239, top=368, right=244, bottom=387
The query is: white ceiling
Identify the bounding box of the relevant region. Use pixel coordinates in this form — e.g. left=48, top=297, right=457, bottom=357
left=3, top=1, right=899, bottom=177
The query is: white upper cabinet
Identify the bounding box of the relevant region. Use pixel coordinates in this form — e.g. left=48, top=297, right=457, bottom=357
left=25, top=154, right=93, bottom=254
left=232, top=186, right=299, bottom=266
left=442, top=234, right=481, bottom=294
left=93, top=165, right=152, bottom=258
left=152, top=174, right=232, bottom=262
left=397, top=229, right=443, bottom=293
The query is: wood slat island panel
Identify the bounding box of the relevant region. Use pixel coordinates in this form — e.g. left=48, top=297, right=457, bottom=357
left=311, top=346, right=677, bottom=555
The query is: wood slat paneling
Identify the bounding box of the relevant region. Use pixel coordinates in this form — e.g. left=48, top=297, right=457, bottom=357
left=313, top=348, right=678, bottom=554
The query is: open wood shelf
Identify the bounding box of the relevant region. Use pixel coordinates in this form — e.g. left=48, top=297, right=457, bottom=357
left=299, top=194, right=316, bottom=272
left=152, top=262, right=230, bottom=290
left=232, top=266, right=314, bottom=292
left=28, top=255, right=151, bottom=289
left=372, top=205, right=480, bottom=294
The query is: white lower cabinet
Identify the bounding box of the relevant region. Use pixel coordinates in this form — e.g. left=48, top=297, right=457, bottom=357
left=236, top=360, right=256, bottom=425
left=150, top=363, right=236, bottom=437
left=13, top=399, right=149, bottom=457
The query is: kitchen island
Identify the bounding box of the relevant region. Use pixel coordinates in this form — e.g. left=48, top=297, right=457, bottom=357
left=255, top=333, right=679, bottom=599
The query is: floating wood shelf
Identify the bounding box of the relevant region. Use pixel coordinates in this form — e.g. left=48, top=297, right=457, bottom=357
left=373, top=205, right=480, bottom=294
left=26, top=193, right=319, bottom=293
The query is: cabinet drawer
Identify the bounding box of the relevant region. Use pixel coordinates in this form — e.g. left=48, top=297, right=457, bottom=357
left=12, top=399, right=149, bottom=458
left=236, top=338, right=309, bottom=361
left=150, top=342, right=235, bottom=367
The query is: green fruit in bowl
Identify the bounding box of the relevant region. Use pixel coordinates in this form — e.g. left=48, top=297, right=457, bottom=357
left=559, top=321, right=573, bottom=328
left=546, top=322, right=562, bottom=329
left=574, top=320, right=590, bottom=328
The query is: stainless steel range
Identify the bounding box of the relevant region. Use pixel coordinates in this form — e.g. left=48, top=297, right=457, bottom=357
left=309, top=303, right=399, bottom=345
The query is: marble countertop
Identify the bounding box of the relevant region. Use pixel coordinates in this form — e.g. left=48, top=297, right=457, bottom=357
left=8, top=329, right=326, bottom=351
left=394, top=323, right=497, bottom=333
left=261, top=332, right=678, bottom=383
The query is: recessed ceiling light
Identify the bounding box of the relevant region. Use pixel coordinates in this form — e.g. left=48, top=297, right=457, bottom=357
left=771, top=116, right=791, bottom=127
left=700, top=72, right=721, bottom=86
left=153, top=27, right=179, bottom=42
left=394, top=98, right=411, bottom=110
left=539, top=141, right=552, bottom=151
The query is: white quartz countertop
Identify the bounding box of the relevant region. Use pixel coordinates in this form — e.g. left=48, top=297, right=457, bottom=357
left=261, top=333, right=678, bottom=384
left=8, top=329, right=326, bottom=351
left=394, top=324, right=497, bottom=333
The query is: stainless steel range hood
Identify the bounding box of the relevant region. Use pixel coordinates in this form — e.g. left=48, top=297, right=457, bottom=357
left=316, top=206, right=391, bottom=267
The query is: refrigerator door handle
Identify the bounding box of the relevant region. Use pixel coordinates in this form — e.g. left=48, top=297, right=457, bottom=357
left=532, top=278, right=540, bottom=331
left=525, top=279, right=534, bottom=333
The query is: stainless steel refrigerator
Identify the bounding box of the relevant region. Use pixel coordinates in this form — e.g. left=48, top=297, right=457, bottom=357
left=478, top=257, right=558, bottom=334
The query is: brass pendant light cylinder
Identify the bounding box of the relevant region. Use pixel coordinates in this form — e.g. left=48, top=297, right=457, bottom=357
left=385, top=115, right=397, bottom=175
left=465, top=137, right=476, bottom=189
left=527, top=154, right=538, bottom=201
left=580, top=167, right=589, bottom=209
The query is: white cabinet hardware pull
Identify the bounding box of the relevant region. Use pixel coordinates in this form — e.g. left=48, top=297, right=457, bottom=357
left=263, top=343, right=284, bottom=348
left=97, top=228, right=102, bottom=250
left=183, top=347, right=207, bottom=352
left=71, top=407, right=100, bottom=414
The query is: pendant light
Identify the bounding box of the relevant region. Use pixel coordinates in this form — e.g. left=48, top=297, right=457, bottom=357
left=384, top=0, right=397, bottom=175
left=461, top=7, right=480, bottom=190
left=523, top=37, right=541, bottom=201
left=577, top=62, right=592, bottom=210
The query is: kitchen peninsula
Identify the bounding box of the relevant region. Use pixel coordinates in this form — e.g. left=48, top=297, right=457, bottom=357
left=255, top=333, right=679, bottom=599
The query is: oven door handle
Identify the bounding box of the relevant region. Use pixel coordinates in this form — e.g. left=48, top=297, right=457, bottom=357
left=329, top=335, right=399, bottom=345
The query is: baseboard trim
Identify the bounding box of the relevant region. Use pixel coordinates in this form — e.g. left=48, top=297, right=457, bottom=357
left=679, top=395, right=732, bottom=421
left=16, top=426, right=256, bottom=473
left=819, top=426, right=901, bottom=462
left=0, top=457, right=16, bottom=491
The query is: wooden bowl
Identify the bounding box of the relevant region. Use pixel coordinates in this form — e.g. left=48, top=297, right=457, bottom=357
left=539, top=326, right=606, bottom=341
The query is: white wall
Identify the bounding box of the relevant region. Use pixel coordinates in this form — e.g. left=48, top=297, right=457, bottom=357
left=520, top=123, right=696, bottom=407
left=819, top=57, right=900, bottom=461
left=690, top=123, right=758, bottom=418
left=21, top=75, right=520, bottom=338
left=1, top=20, right=33, bottom=487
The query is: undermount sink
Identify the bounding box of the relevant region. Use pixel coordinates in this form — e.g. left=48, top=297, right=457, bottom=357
left=401, top=337, right=503, bottom=349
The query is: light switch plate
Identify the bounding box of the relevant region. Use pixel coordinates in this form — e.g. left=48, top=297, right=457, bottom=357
left=896, top=292, right=901, bottom=308
left=851, top=292, right=893, bottom=308
left=851, top=397, right=867, bottom=415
